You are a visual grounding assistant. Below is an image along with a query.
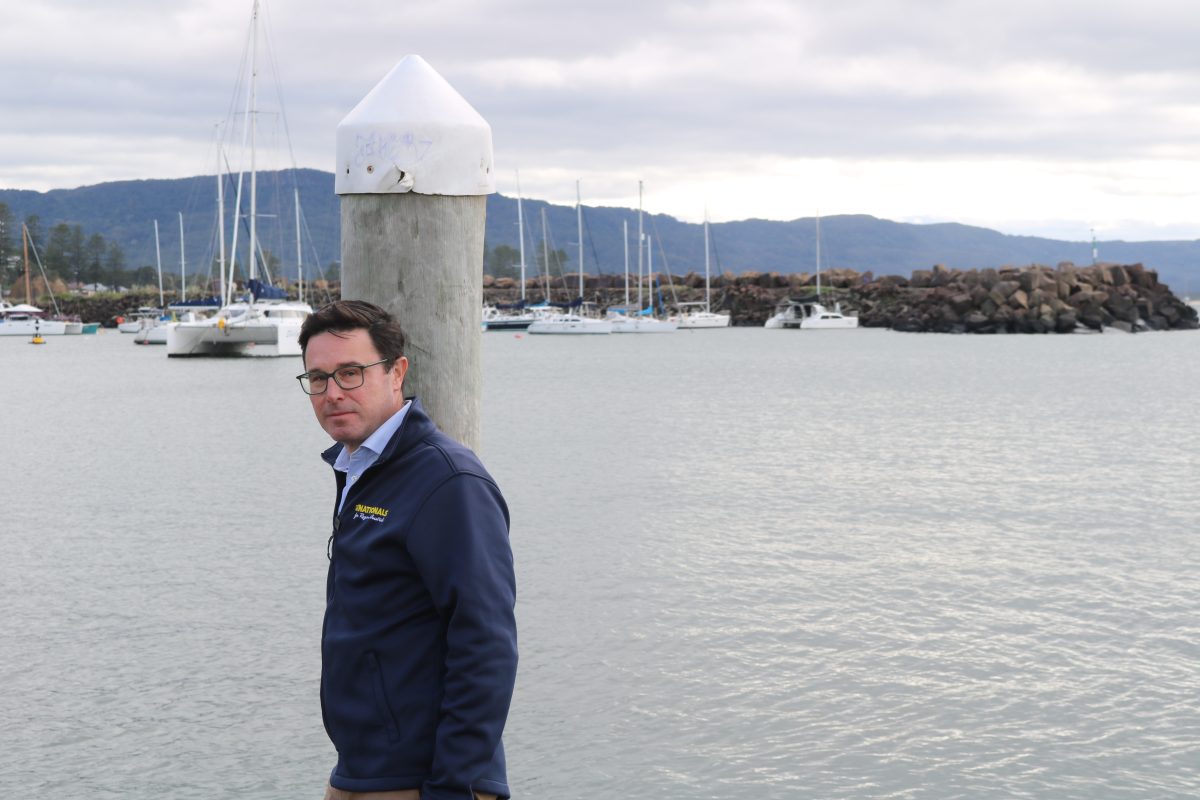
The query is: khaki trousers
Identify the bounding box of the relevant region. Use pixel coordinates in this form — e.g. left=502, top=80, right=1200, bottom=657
left=324, top=784, right=419, bottom=800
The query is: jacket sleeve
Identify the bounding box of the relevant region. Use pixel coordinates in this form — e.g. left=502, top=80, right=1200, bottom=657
left=405, top=473, right=518, bottom=800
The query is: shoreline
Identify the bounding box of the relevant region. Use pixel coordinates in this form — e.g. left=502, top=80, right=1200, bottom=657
left=26, top=261, right=1198, bottom=334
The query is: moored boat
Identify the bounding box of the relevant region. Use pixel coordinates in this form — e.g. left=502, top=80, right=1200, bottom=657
left=764, top=297, right=859, bottom=329
left=166, top=0, right=312, bottom=357
left=0, top=303, right=68, bottom=336
left=2, top=226, right=69, bottom=336
left=118, top=307, right=164, bottom=334
left=765, top=214, right=858, bottom=330
left=167, top=281, right=310, bottom=357
left=672, top=213, right=730, bottom=329
left=528, top=182, right=612, bottom=335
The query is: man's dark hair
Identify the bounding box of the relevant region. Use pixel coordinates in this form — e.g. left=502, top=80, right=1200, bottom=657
left=299, top=300, right=406, bottom=363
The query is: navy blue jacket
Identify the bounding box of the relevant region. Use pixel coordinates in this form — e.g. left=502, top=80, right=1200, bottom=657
left=320, top=398, right=517, bottom=799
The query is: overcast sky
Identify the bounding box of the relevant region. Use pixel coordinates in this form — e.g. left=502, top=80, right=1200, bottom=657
left=3, top=0, right=1199, bottom=241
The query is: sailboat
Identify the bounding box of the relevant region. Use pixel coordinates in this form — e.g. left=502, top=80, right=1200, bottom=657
left=609, top=181, right=677, bottom=333
left=0, top=304, right=67, bottom=336
left=134, top=220, right=171, bottom=344
left=674, top=211, right=731, bottom=329
left=765, top=213, right=859, bottom=330
left=167, top=0, right=312, bottom=357
left=0, top=226, right=67, bottom=336
left=528, top=181, right=612, bottom=335
left=483, top=171, right=537, bottom=331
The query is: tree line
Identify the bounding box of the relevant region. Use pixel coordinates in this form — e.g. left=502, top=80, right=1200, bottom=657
left=0, top=202, right=345, bottom=298
left=483, top=242, right=570, bottom=281
left=0, top=200, right=583, bottom=298
left=0, top=202, right=142, bottom=293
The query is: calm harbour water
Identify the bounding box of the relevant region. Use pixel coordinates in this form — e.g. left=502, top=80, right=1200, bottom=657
left=1, top=327, right=1197, bottom=798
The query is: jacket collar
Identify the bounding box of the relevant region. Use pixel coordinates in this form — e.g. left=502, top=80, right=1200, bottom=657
left=320, top=396, right=438, bottom=468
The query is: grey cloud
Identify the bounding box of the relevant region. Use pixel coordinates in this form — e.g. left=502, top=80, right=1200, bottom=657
left=4, top=0, right=1199, bottom=241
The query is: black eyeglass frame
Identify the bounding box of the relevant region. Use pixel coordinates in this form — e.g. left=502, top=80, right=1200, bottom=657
left=296, top=358, right=393, bottom=395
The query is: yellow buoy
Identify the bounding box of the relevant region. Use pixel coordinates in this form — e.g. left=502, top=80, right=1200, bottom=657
left=30, top=335, right=45, bottom=345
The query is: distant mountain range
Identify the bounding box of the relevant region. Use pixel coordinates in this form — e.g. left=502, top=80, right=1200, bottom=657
left=4, top=169, right=1198, bottom=293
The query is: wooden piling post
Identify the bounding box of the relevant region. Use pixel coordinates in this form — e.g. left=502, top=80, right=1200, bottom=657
left=336, top=55, right=494, bottom=450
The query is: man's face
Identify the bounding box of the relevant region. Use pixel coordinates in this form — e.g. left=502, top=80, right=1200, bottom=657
left=304, top=328, right=408, bottom=452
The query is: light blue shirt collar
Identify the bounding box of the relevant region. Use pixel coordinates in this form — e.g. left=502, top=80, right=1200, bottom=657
left=333, top=400, right=411, bottom=512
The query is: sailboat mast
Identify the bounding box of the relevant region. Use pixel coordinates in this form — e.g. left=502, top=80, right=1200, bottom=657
left=623, top=220, right=630, bottom=307
left=576, top=180, right=583, bottom=300
left=217, top=162, right=227, bottom=304
left=637, top=181, right=644, bottom=311
left=178, top=212, right=187, bottom=302
left=153, top=220, right=164, bottom=308
left=647, top=235, right=654, bottom=315
left=815, top=213, right=821, bottom=297
left=22, top=224, right=31, bottom=303
left=248, top=0, right=259, bottom=284
left=295, top=187, right=303, bottom=304
left=516, top=171, right=526, bottom=303
left=704, top=212, right=711, bottom=312
left=541, top=208, right=551, bottom=302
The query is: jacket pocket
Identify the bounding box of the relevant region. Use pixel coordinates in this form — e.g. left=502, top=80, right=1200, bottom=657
left=366, top=651, right=402, bottom=743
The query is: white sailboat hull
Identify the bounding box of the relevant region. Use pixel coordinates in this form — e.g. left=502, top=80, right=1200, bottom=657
left=676, top=311, right=730, bottom=329
left=800, top=316, right=859, bottom=330
left=167, top=305, right=308, bottom=357
left=0, top=318, right=68, bottom=336
left=528, top=314, right=612, bottom=335
left=135, top=321, right=171, bottom=344
left=765, top=301, right=858, bottom=330
left=482, top=309, right=536, bottom=331
left=609, top=315, right=678, bottom=333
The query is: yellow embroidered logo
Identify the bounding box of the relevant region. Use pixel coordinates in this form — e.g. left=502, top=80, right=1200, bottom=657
left=353, top=503, right=389, bottom=523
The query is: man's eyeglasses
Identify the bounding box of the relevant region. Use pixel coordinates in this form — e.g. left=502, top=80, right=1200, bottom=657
left=297, top=358, right=392, bottom=395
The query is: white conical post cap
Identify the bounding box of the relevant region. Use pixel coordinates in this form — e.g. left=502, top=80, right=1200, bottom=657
left=335, top=55, right=494, bottom=196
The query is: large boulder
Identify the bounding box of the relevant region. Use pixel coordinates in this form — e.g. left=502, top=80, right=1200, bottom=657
left=1067, top=288, right=1094, bottom=308
left=963, top=311, right=990, bottom=331
left=1079, top=308, right=1104, bottom=331
left=1018, top=270, right=1038, bottom=293
left=948, top=292, right=974, bottom=315
left=930, top=265, right=956, bottom=287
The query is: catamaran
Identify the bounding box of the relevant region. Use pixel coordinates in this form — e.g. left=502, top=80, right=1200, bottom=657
left=167, top=0, right=312, bottom=357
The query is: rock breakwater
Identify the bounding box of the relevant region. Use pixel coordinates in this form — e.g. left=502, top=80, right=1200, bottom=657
left=484, top=262, right=1197, bottom=332
left=854, top=263, right=1197, bottom=333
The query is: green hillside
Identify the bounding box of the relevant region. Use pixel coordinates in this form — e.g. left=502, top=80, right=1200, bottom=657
left=3, top=170, right=1198, bottom=294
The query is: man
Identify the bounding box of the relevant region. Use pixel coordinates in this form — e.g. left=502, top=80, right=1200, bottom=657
left=297, top=300, right=517, bottom=800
